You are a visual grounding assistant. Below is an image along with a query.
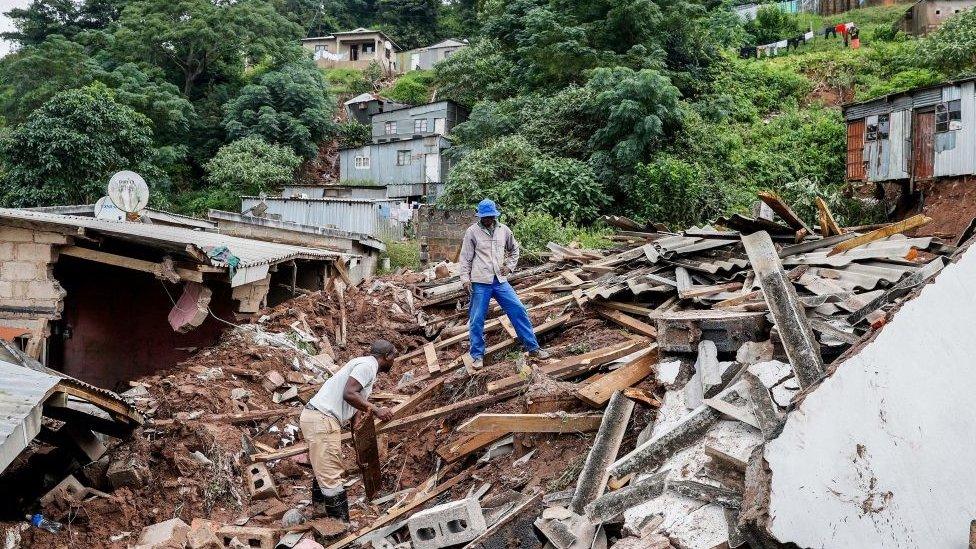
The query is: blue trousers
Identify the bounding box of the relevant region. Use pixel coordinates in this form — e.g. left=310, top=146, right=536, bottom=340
left=469, top=278, right=540, bottom=360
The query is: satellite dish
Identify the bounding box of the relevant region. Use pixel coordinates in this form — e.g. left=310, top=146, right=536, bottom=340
left=107, top=171, right=149, bottom=214
left=94, top=196, right=125, bottom=222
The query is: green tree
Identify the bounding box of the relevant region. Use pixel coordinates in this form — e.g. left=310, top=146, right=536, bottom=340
left=376, top=0, right=440, bottom=50
left=0, top=85, right=157, bottom=207
left=2, top=0, right=126, bottom=47
left=0, top=35, right=101, bottom=124
left=196, top=136, right=301, bottom=212
left=112, top=0, right=303, bottom=98
left=919, top=8, right=976, bottom=76
left=222, top=61, right=335, bottom=158
left=585, top=67, right=683, bottom=176
left=744, top=5, right=799, bottom=45
left=434, top=39, right=517, bottom=106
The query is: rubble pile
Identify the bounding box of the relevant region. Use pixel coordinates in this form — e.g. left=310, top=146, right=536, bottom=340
left=9, top=193, right=960, bottom=549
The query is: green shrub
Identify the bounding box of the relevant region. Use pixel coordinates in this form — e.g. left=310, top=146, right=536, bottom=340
left=507, top=211, right=613, bottom=256
left=321, top=68, right=370, bottom=95
left=630, top=155, right=729, bottom=228
left=381, top=70, right=435, bottom=105
left=193, top=136, right=300, bottom=214
left=745, top=6, right=800, bottom=45
left=336, top=122, right=371, bottom=148
left=383, top=239, right=420, bottom=271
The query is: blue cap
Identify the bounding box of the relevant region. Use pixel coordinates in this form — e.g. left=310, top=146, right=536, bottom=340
left=476, top=199, right=500, bottom=218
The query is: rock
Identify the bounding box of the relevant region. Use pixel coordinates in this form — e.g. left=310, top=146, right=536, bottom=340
left=190, top=451, right=213, bottom=466
left=281, top=508, right=305, bottom=528
left=230, top=388, right=251, bottom=400
left=106, top=458, right=146, bottom=490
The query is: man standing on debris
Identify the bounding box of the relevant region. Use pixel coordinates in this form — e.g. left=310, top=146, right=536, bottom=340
left=460, top=199, right=551, bottom=370
left=299, top=340, right=396, bottom=521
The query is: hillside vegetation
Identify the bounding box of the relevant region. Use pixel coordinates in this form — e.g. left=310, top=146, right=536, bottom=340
left=0, top=0, right=973, bottom=234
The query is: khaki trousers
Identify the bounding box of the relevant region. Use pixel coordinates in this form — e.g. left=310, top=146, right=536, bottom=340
left=299, top=408, right=344, bottom=492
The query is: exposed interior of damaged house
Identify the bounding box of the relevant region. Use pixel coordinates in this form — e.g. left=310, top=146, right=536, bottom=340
left=0, top=340, right=139, bottom=517
left=0, top=208, right=349, bottom=391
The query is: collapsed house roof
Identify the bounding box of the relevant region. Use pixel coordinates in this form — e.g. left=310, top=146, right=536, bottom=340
left=0, top=208, right=347, bottom=287
left=0, top=340, right=139, bottom=474
left=26, top=204, right=218, bottom=230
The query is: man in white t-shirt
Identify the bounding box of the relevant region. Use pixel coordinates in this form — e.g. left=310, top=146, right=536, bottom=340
left=299, top=340, right=396, bottom=521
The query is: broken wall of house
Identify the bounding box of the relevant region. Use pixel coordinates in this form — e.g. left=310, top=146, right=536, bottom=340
left=762, top=243, right=976, bottom=548
left=414, top=206, right=475, bottom=261
left=0, top=225, right=69, bottom=355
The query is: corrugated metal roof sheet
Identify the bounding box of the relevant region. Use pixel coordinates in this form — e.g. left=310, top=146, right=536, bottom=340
left=0, top=359, right=60, bottom=472
left=0, top=208, right=343, bottom=270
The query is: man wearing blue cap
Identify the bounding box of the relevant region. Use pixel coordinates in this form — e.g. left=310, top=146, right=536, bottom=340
left=460, top=199, right=551, bottom=369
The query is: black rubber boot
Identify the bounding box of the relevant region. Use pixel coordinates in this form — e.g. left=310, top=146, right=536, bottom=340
left=311, top=479, right=325, bottom=504
left=323, top=490, right=350, bottom=522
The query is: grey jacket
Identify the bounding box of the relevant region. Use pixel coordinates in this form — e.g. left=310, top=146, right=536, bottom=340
left=459, top=222, right=520, bottom=285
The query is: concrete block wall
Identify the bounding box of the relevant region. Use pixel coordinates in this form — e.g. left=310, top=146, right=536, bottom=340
left=0, top=225, right=68, bottom=316
left=413, top=206, right=475, bottom=262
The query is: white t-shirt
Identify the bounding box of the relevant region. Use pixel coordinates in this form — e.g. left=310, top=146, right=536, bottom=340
left=308, top=355, right=379, bottom=425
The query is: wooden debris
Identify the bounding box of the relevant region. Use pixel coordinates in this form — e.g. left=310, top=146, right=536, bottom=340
left=596, top=308, right=657, bottom=338
left=457, top=413, right=604, bottom=434
left=826, top=214, right=932, bottom=257
left=576, top=346, right=659, bottom=407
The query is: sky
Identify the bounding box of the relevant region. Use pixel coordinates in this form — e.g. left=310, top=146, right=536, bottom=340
left=0, top=0, right=29, bottom=57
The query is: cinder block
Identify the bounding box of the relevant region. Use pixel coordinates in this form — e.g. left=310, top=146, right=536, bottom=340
left=0, top=242, right=14, bottom=259
left=14, top=242, right=53, bottom=262
left=27, top=280, right=65, bottom=301
left=215, top=525, right=275, bottom=549
left=1, top=261, right=37, bottom=281
left=188, top=518, right=221, bottom=549
left=106, top=457, right=146, bottom=489
left=408, top=498, right=486, bottom=549
left=246, top=463, right=278, bottom=500
left=135, top=518, right=190, bottom=549
left=0, top=226, right=35, bottom=242
left=33, top=231, right=69, bottom=244
left=0, top=281, right=12, bottom=298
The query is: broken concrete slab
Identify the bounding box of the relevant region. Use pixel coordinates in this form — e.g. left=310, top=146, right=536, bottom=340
left=746, top=360, right=791, bottom=389
left=569, top=391, right=635, bottom=514
left=661, top=503, right=729, bottom=549
left=769, top=377, right=799, bottom=408
left=741, top=372, right=781, bottom=440
left=742, top=231, right=824, bottom=388
left=39, top=474, right=86, bottom=506
left=584, top=471, right=667, bottom=524
left=651, top=309, right=767, bottom=353
left=106, top=457, right=146, bottom=490
left=655, top=360, right=681, bottom=386
left=761, top=243, right=976, bottom=547
left=666, top=479, right=742, bottom=509
left=735, top=340, right=774, bottom=366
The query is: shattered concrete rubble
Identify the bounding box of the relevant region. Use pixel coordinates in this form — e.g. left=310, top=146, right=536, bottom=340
left=1, top=192, right=966, bottom=549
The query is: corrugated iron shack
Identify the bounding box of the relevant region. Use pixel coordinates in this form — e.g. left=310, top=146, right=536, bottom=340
left=843, top=76, right=976, bottom=184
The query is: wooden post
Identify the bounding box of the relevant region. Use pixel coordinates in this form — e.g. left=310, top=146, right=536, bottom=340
left=352, top=415, right=381, bottom=499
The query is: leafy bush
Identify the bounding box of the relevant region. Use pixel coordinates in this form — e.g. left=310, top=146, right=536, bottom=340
left=336, top=122, right=372, bottom=148
left=441, top=136, right=607, bottom=224
left=381, top=70, right=435, bottom=105
left=508, top=211, right=612, bottom=255
left=321, top=68, right=371, bottom=95
left=859, top=68, right=944, bottom=100
left=745, top=6, right=800, bottom=45
left=189, top=137, right=299, bottom=213
left=383, top=239, right=420, bottom=271
left=630, top=155, right=729, bottom=228
left=917, top=7, right=976, bottom=76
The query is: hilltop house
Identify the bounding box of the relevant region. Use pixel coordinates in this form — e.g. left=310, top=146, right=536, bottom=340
left=901, top=0, right=975, bottom=34
left=338, top=100, right=469, bottom=200
left=843, top=76, right=975, bottom=185
left=399, top=39, right=468, bottom=71
left=301, top=28, right=399, bottom=73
